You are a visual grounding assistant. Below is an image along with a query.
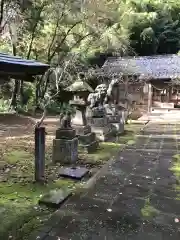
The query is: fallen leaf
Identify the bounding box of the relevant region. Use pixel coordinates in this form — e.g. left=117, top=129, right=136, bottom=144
left=107, top=209, right=112, bottom=212
left=174, top=218, right=179, bottom=223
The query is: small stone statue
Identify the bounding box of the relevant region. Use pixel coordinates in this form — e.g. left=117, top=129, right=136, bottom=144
left=86, top=83, right=108, bottom=117
left=87, top=83, right=108, bottom=108
left=59, top=112, right=72, bottom=129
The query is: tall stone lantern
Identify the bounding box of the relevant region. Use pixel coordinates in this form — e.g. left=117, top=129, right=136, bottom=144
left=65, top=73, right=99, bottom=153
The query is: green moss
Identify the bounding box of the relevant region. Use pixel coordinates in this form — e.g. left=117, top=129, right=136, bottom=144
left=0, top=179, right=75, bottom=240
left=0, top=122, right=143, bottom=239
left=127, top=139, right=136, bottom=145
left=170, top=134, right=180, bottom=198
left=172, top=154, right=180, bottom=161
left=86, top=142, right=122, bottom=163
left=79, top=124, right=142, bottom=165
left=141, top=198, right=160, bottom=218
left=5, top=150, right=32, bottom=165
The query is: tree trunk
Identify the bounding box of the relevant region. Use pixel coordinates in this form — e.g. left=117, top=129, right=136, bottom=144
left=10, top=35, right=19, bottom=110
left=20, top=80, right=25, bottom=106
left=35, top=75, right=44, bottom=113
left=35, top=80, right=41, bottom=109
left=10, top=79, right=19, bottom=110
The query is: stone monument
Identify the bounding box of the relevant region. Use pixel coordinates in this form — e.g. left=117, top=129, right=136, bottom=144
left=65, top=73, right=99, bottom=153
left=52, top=106, right=89, bottom=180
left=52, top=110, right=78, bottom=164
left=86, top=83, right=114, bottom=141
left=104, top=78, right=124, bottom=135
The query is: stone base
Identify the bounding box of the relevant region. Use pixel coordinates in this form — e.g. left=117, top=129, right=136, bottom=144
left=91, top=126, right=113, bottom=141
left=78, top=132, right=95, bottom=144
left=87, top=117, right=113, bottom=141
left=52, top=138, right=78, bottom=164
left=124, top=110, right=128, bottom=121
left=104, top=104, right=118, bottom=115
left=79, top=140, right=99, bottom=153
left=72, top=125, right=99, bottom=153
left=111, top=122, right=124, bottom=134
left=55, top=128, right=76, bottom=139
left=87, top=116, right=108, bottom=127
left=59, top=167, right=89, bottom=180
left=39, top=189, right=72, bottom=208
left=86, top=107, right=106, bottom=118
left=107, top=115, right=125, bottom=135
left=72, top=125, right=91, bottom=135
left=107, top=115, right=120, bottom=123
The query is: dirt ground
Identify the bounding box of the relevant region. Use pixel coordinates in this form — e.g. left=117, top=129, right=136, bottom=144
left=0, top=113, right=59, bottom=140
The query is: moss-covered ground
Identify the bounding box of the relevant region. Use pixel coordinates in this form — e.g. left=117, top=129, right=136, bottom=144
left=0, top=122, right=143, bottom=240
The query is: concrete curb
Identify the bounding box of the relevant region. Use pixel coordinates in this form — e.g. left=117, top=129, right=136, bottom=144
left=82, top=120, right=150, bottom=190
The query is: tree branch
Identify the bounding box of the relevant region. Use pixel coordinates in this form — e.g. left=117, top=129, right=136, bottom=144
left=69, top=33, right=92, bottom=50
left=34, top=59, right=72, bottom=128
left=47, top=0, right=69, bottom=62
left=59, top=32, right=92, bottom=61
left=0, top=0, right=4, bottom=28
left=26, top=4, right=45, bottom=59
left=48, top=20, right=82, bottom=62
left=47, top=15, right=62, bottom=62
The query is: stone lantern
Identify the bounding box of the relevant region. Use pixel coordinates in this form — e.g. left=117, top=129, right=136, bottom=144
left=65, top=73, right=99, bottom=153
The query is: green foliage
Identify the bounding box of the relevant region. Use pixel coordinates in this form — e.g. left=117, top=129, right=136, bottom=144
left=0, top=99, right=10, bottom=112
left=128, top=0, right=180, bottom=55
left=46, top=101, right=75, bottom=115
left=141, top=197, right=160, bottom=218
left=1, top=0, right=180, bottom=60
left=1, top=0, right=180, bottom=113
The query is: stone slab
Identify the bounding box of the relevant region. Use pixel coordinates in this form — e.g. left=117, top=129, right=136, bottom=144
left=52, top=138, right=78, bottom=164
left=39, top=189, right=72, bottom=208
left=59, top=167, right=89, bottom=180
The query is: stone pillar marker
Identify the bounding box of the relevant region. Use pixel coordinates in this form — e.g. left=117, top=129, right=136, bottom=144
left=34, top=126, right=45, bottom=182
left=65, top=73, right=99, bottom=153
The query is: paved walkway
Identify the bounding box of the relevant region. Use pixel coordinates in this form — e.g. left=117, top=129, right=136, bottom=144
left=30, top=122, right=180, bottom=240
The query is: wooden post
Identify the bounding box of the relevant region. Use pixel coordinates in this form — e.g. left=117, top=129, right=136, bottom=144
left=168, top=86, right=172, bottom=102
left=35, top=127, right=45, bottom=182
left=147, top=83, right=152, bottom=112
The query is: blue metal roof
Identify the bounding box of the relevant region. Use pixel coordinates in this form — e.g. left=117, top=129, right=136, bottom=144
left=0, top=52, right=50, bottom=80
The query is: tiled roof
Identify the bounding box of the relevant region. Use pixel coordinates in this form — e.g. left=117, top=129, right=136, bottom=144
left=102, top=54, right=180, bottom=79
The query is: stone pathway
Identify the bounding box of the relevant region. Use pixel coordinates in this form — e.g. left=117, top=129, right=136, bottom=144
left=30, top=123, right=180, bottom=240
